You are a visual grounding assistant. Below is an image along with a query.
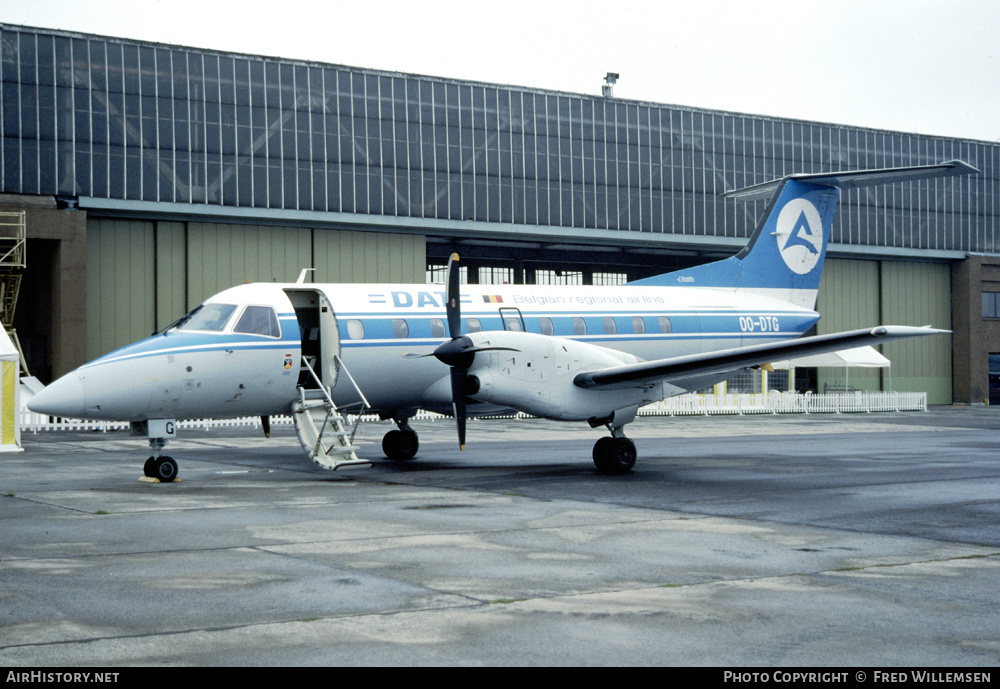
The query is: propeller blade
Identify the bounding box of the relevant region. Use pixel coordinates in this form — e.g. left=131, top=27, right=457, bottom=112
left=446, top=252, right=461, bottom=339
left=450, top=367, right=467, bottom=451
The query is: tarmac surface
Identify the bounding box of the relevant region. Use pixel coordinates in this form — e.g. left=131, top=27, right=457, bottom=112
left=2, top=407, right=999, bottom=666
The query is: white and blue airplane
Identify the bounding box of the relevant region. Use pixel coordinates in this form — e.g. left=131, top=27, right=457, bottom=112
left=28, top=161, right=976, bottom=480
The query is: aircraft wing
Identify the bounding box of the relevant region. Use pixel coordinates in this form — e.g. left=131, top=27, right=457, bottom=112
left=573, top=326, right=946, bottom=393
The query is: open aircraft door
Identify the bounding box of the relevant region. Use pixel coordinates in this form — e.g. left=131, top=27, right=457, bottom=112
left=282, top=288, right=342, bottom=390
left=317, top=291, right=341, bottom=390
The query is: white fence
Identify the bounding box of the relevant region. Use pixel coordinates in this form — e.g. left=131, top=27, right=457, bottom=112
left=637, top=390, right=927, bottom=416
left=19, top=391, right=927, bottom=434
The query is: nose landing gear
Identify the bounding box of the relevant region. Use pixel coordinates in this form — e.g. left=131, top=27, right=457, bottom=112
left=134, top=420, right=180, bottom=483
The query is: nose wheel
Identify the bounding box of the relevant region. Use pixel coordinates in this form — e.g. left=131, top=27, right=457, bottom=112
left=144, top=455, right=179, bottom=482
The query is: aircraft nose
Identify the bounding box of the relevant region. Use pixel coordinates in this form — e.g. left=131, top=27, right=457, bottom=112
left=27, top=372, right=86, bottom=418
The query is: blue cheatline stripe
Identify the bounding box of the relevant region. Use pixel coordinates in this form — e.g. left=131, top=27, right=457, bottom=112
left=340, top=332, right=803, bottom=348
left=335, top=312, right=816, bottom=342
left=82, top=332, right=299, bottom=369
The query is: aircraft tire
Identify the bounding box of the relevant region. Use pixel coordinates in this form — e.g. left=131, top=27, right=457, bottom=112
left=382, top=429, right=419, bottom=461
left=153, top=456, right=179, bottom=482
left=593, top=437, right=636, bottom=474
left=143, top=456, right=156, bottom=477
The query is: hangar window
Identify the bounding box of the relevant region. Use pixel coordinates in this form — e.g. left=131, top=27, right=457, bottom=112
left=539, top=317, right=554, bottom=336
left=983, top=292, right=1000, bottom=319
left=467, top=318, right=483, bottom=333
left=392, top=319, right=409, bottom=338
left=573, top=317, right=587, bottom=335
left=175, top=303, right=237, bottom=332
left=659, top=316, right=673, bottom=334
left=632, top=316, right=646, bottom=334
left=346, top=320, right=365, bottom=339
left=429, top=318, right=446, bottom=338
left=603, top=317, right=617, bottom=334
left=234, top=306, right=281, bottom=338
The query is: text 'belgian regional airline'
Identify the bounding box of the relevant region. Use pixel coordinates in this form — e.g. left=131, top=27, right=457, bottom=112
left=28, top=161, right=977, bottom=480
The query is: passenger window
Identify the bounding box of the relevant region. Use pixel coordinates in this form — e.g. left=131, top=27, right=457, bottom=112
left=347, top=319, right=365, bottom=339
left=392, top=319, right=409, bottom=338
left=632, top=316, right=646, bottom=334
left=467, top=318, right=482, bottom=333
left=505, top=317, right=522, bottom=331
left=539, top=317, right=554, bottom=336
left=603, top=317, right=617, bottom=334
left=659, top=316, right=672, bottom=334
left=234, top=305, right=281, bottom=338
left=429, top=318, right=446, bottom=338
left=573, top=317, right=587, bottom=335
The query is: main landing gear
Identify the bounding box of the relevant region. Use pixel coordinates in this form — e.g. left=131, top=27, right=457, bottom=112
left=382, top=416, right=419, bottom=461
left=592, top=424, right=637, bottom=474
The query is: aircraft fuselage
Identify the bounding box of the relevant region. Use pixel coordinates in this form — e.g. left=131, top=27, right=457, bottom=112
left=39, top=280, right=817, bottom=424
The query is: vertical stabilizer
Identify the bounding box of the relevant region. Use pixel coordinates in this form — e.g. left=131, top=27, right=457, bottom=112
left=630, top=178, right=838, bottom=308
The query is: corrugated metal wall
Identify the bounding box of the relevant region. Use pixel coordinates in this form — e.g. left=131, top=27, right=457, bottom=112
left=880, top=261, right=952, bottom=404
left=815, top=259, right=882, bottom=394
left=86, top=219, right=156, bottom=360
left=816, top=257, right=952, bottom=403
left=313, top=229, right=425, bottom=284
left=186, top=223, right=314, bottom=306
left=87, top=219, right=426, bottom=359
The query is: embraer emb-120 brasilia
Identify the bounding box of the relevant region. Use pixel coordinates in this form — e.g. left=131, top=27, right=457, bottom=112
left=29, top=161, right=977, bottom=480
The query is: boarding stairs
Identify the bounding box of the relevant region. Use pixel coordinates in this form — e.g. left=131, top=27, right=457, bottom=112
left=291, top=355, right=371, bottom=470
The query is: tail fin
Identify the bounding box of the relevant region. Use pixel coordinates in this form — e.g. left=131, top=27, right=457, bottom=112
left=629, top=160, right=978, bottom=309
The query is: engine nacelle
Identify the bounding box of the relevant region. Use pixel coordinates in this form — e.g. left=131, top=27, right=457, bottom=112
left=462, top=331, right=662, bottom=422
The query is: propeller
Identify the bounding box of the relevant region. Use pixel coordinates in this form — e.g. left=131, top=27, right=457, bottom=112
left=430, top=253, right=516, bottom=451
left=436, top=253, right=471, bottom=450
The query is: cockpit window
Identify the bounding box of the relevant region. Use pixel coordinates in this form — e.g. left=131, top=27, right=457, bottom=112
left=175, top=304, right=237, bottom=332
left=234, top=305, right=281, bottom=338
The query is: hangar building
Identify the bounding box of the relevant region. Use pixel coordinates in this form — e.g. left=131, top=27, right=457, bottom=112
left=2, top=23, right=998, bottom=404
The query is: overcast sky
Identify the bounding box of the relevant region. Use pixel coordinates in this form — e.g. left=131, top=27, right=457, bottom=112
left=2, top=0, right=998, bottom=143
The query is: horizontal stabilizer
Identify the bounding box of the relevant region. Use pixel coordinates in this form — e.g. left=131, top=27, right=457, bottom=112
left=724, top=160, right=979, bottom=202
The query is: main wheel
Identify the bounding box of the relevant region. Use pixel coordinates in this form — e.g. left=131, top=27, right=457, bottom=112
left=152, top=456, right=179, bottom=482
left=593, top=437, right=636, bottom=474
left=143, top=456, right=156, bottom=477
left=382, top=429, right=419, bottom=461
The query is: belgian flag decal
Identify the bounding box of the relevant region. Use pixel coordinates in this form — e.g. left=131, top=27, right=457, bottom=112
left=483, top=295, right=504, bottom=303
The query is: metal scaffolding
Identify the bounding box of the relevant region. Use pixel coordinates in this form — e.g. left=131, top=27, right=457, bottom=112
left=0, top=211, right=26, bottom=374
